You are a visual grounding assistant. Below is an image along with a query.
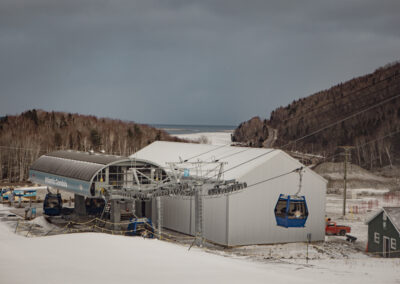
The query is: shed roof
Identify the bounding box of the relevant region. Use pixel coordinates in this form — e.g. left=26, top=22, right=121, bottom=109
left=30, top=150, right=131, bottom=182
left=366, top=207, right=400, bottom=234
left=132, top=141, right=325, bottom=182
left=384, top=207, right=400, bottom=232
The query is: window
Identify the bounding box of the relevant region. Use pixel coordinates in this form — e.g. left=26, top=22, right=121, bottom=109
left=391, top=238, right=397, bottom=250
left=374, top=232, right=380, bottom=244
left=274, top=200, right=287, bottom=217
left=287, top=201, right=308, bottom=219
left=383, top=214, right=387, bottom=230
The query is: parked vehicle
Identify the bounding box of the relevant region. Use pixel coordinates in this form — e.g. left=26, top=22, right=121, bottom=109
left=325, top=221, right=351, bottom=236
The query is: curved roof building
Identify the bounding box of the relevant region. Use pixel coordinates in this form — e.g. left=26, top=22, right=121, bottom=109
left=29, top=150, right=166, bottom=198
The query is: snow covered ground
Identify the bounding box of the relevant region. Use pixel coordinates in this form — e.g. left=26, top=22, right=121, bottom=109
left=1, top=199, right=400, bottom=284
left=174, top=131, right=232, bottom=145
left=1, top=132, right=400, bottom=283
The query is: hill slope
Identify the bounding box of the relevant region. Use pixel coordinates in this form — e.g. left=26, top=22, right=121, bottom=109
left=233, top=61, right=400, bottom=169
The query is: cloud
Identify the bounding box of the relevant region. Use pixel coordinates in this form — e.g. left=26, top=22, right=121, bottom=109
left=1, top=0, right=399, bottom=125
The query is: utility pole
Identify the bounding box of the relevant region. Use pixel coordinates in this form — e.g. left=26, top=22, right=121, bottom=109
left=194, top=183, right=204, bottom=247
left=339, top=146, right=354, bottom=218
left=156, top=196, right=162, bottom=240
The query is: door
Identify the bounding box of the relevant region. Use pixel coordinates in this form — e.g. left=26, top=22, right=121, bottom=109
left=383, top=236, right=390, bottom=258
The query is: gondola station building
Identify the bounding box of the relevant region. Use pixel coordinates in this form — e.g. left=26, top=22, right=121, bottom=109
left=133, top=141, right=327, bottom=247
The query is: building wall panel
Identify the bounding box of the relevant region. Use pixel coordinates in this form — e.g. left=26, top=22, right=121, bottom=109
left=160, top=197, right=194, bottom=236
left=203, top=195, right=228, bottom=245
left=154, top=151, right=326, bottom=246
left=227, top=152, right=326, bottom=246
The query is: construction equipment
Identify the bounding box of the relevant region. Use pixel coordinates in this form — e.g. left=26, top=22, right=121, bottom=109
left=127, top=217, right=154, bottom=238
left=43, top=192, right=62, bottom=216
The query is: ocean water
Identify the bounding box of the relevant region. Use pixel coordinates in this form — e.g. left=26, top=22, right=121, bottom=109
left=152, top=124, right=236, bottom=135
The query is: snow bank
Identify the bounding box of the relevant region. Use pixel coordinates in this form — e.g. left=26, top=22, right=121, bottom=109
left=1, top=202, right=400, bottom=283
left=174, top=131, right=232, bottom=145
left=27, top=216, right=58, bottom=231
left=0, top=221, right=311, bottom=284
left=352, top=188, right=390, bottom=195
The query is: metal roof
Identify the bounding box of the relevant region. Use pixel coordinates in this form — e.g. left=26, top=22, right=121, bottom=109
left=131, top=141, right=327, bottom=182
left=366, top=207, right=400, bottom=234
left=30, top=150, right=131, bottom=182
left=132, top=141, right=277, bottom=180
left=47, top=150, right=126, bottom=165
left=384, top=207, right=400, bottom=232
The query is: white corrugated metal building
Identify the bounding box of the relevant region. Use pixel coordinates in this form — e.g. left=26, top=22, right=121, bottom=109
left=132, top=141, right=327, bottom=246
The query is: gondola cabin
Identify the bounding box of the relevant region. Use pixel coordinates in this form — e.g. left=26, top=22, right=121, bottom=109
left=43, top=192, right=63, bottom=216
left=274, top=194, right=309, bottom=228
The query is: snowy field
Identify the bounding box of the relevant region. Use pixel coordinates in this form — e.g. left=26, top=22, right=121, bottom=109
left=1, top=132, right=400, bottom=283
left=174, top=131, right=232, bottom=145
left=2, top=192, right=400, bottom=284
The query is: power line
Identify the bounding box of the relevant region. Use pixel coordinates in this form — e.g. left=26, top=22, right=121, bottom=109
left=245, top=167, right=302, bottom=189
left=206, top=73, right=399, bottom=163
left=168, top=167, right=303, bottom=199
left=2, top=83, right=400, bottom=190
left=289, top=92, right=400, bottom=146
left=320, top=128, right=400, bottom=163
left=180, top=79, right=400, bottom=167
left=208, top=92, right=400, bottom=180
left=213, top=148, right=250, bottom=161
left=206, top=127, right=400, bottom=195
left=354, top=129, right=400, bottom=149
left=0, top=145, right=46, bottom=152
left=0, top=145, right=134, bottom=156
left=5, top=76, right=397, bottom=169
left=183, top=144, right=228, bottom=162
left=280, top=72, right=399, bottom=124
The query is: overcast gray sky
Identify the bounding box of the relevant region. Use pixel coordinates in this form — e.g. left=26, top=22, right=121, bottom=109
left=1, top=0, right=399, bottom=125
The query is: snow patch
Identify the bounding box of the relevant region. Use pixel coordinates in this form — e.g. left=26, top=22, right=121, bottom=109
left=174, top=131, right=232, bottom=145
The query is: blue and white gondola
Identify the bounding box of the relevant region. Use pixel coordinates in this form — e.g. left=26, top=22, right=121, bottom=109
left=274, top=167, right=309, bottom=228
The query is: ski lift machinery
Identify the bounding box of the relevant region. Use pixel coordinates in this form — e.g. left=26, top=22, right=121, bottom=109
left=274, top=167, right=309, bottom=228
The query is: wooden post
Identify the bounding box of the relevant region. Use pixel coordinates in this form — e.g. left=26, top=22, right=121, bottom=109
left=306, top=233, right=312, bottom=264
left=343, top=149, right=348, bottom=217
left=339, top=146, right=354, bottom=218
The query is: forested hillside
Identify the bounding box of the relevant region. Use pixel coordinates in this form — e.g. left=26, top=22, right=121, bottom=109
left=0, top=110, right=182, bottom=182
left=232, top=61, right=400, bottom=169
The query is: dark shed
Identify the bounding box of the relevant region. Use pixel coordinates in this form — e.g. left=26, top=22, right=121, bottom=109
left=366, top=207, right=400, bottom=258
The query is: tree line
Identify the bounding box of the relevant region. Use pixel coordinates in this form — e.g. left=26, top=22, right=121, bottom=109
left=232, top=61, right=400, bottom=169
left=0, top=110, right=183, bottom=183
